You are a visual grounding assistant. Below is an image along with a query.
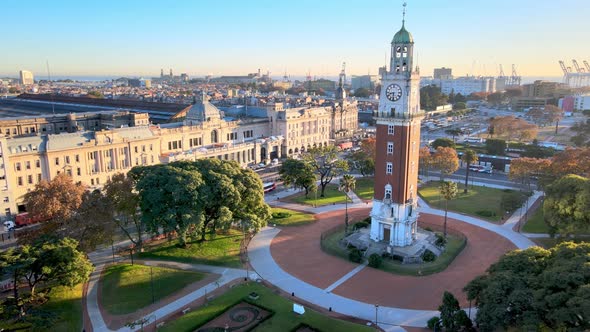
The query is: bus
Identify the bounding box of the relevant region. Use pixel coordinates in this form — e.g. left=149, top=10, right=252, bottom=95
left=263, top=182, right=276, bottom=193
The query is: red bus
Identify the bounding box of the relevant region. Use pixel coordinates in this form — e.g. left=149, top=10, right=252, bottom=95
left=263, top=182, right=276, bottom=193
left=15, top=212, right=47, bottom=227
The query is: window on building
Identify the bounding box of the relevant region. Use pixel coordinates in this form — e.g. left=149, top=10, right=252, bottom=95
left=17, top=176, right=23, bottom=186
left=25, top=161, right=31, bottom=169
left=55, top=158, right=59, bottom=166
left=37, top=174, right=41, bottom=182
left=65, top=156, right=70, bottom=164
left=35, top=160, right=40, bottom=168
left=150, top=144, right=153, bottom=151
left=77, top=168, right=81, bottom=176
left=385, top=188, right=392, bottom=200
left=142, top=145, right=145, bottom=152
left=15, top=163, right=21, bottom=171
left=387, top=142, right=394, bottom=154
left=386, top=162, right=393, bottom=174
left=91, top=179, right=94, bottom=185
left=3, top=197, right=8, bottom=203
left=168, top=142, right=172, bottom=150
left=5, top=208, right=10, bottom=216
left=388, top=125, right=395, bottom=135
left=27, top=175, right=33, bottom=184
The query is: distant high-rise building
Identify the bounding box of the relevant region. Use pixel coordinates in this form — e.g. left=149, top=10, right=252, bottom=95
left=351, top=75, right=379, bottom=91
left=180, top=73, right=189, bottom=82
left=160, top=69, right=164, bottom=78
left=433, top=67, right=452, bottom=79
left=19, top=70, right=34, bottom=85
left=169, top=68, right=173, bottom=77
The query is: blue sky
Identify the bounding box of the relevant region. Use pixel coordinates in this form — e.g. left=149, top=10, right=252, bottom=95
left=1, top=0, right=588, bottom=78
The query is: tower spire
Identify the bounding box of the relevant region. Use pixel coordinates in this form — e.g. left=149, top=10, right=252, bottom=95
left=402, top=2, right=407, bottom=26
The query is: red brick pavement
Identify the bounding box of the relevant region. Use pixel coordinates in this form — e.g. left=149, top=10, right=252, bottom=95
left=270, top=208, right=515, bottom=310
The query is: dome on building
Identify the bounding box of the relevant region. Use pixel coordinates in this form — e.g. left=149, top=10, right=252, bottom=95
left=184, top=91, right=221, bottom=124
left=392, top=23, right=413, bottom=44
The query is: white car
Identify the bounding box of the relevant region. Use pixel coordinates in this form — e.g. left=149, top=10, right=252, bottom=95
left=3, top=220, right=15, bottom=232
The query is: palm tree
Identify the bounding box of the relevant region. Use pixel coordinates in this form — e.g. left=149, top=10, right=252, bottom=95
left=439, top=181, right=458, bottom=238
left=461, top=149, right=478, bottom=194
left=339, top=174, right=356, bottom=234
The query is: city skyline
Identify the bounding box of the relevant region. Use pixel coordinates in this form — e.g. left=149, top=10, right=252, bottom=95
left=1, top=0, right=589, bottom=78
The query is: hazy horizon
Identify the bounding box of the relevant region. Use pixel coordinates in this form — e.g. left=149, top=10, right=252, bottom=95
left=2, top=0, right=588, bottom=78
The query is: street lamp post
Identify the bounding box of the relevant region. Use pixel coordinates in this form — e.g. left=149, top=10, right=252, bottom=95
left=374, top=304, right=379, bottom=325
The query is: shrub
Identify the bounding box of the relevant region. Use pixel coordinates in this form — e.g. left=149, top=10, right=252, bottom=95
left=435, top=233, right=447, bottom=247
left=427, top=316, right=441, bottom=330
left=348, top=248, right=363, bottom=263
left=422, top=249, right=436, bottom=262
left=353, top=221, right=369, bottom=230
left=368, top=253, right=382, bottom=268
left=392, top=254, right=404, bottom=262
left=476, top=210, right=495, bottom=217
left=272, top=212, right=291, bottom=219
left=362, top=217, right=371, bottom=223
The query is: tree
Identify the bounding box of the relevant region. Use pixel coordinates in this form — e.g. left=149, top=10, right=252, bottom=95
left=432, top=137, right=455, bottom=149
left=509, top=157, right=551, bottom=190
left=436, top=291, right=473, bottom=332
left=104, top=173, right=143, bottom=250
left=570, top=119, right=590, bottom=147
left=346, top=138, right=376, bottom=176
left=21, top=237, right=92, bottom=297
left=420, top=85, right=448, bottom=110
left=419, top=146, right=432, bottom=177
left=543, top=174, right=590, bottom=237
left=303, top=145, right=349, bottom=197
left=461, top=149, right=478, bottom=193
left=431, top=147, right=459, bottom=181
left=487, top=91, right=505, bottom=105
left=444, top=129, right=463, bottom=143
left=489, top=116, right=538, bottom=144
left=485, top=138, right=506, bottom=155
left=453, top=102, right=466, bottom=110
left=67, top=189, right=115, bottom=252
left=439, top=181, right=458, bottom=238
left=280, top=158, right=317, bottom=197
left=24, top=173, right=86, bottom=224
left=550, top=147, right=590, bottom=178
left=87, top=90, right=104, bottom=98
left=338, top=174, right=356, bottom=234
left=352, top=87, right=372, bottom=98
left=545, top=105, right=564, bottom=134
left=464, top=242, right=590, bottom=332
left=0, top=248, right=27, bottom=311
left=131, top=164, right=203, bottom=246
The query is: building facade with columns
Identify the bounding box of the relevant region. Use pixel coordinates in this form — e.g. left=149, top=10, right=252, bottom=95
left=369, top=12, right=423, bottom=247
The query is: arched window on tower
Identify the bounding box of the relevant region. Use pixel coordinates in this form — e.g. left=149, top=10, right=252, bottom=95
left=396, top=47, right=401, bottom=58
left=402, top=46, right=408, bottom=58
left=396, top=65, right=400, bottom=73
left=211, top=130, right=218, bottom=143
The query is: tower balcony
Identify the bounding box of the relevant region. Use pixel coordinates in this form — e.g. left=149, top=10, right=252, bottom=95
left=373, top=110, right=425, bottom=121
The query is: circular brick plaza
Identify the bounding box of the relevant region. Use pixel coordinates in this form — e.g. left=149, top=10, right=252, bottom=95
left=270, top=207, right=515, bottom=310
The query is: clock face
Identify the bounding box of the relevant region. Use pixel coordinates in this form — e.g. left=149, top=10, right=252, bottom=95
left=385, top=84, right=403, bottom=102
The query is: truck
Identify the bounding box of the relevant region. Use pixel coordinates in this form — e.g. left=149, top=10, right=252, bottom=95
left=338, top=141, right=353, bottom=150
left=15, top=212, right=47, bottom=227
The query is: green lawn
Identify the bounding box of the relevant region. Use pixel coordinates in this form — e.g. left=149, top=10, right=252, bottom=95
left=270, top=208, right=315, bottom=226
left=159, top=283, right=375, bottom=332
left=286, top=183, right=347, bottom=206
left=139, top=230, right=243, bottom=267
left=522, top=207, right=549, bottom=233
left=0, top=284, right=84, bottom=332
left=419, top=182, right=529, bottom=222
left=354, top=177, right=375, bottom=200
left=321, top=227, right=466, bottom=276
left=41, top=284, right=84, bottom=331
left=101, top=264, right=206, bottom=315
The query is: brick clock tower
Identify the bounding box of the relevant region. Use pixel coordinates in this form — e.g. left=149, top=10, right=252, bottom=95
left=370, top=6, right=423, bottom=247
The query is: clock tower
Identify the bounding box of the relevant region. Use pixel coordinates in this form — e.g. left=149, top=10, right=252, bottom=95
left=370, top=4, right=423, bottom=247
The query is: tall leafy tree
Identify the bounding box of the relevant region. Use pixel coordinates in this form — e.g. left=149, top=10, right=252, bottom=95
left=432, top=138, right=456, bottom=149
left=279, top=158, right=317, bottom=197
left=437, top=291, right=473, bottom=332
left=445, top=129, right=463, bottom=143
left=104, top=173, right=143, bottom=249
left=431, top=147, right=459, bottom=181
left=23, top=173, right=86, bottom=224
left=465, top=242, right=590, bottom=332
left=21, top=237, right=93, bottom=297
left=509, top=157, right=551, bottom=190
left=461, top=149, right=478, bottom=193
left=545, top=105, right=564, bottom=134
left=303, top=145, right=349, bottom=197
left=543, top=174, right=590, bottom=237
left=132, top=164, right=203, bottom=247
left=338, top=174, right=356, bottom=234
left=439, top=181, right=458, bottom=238
left=67, top=189, right=115, bottom=252
left=346, top=137, right=376, bottom=176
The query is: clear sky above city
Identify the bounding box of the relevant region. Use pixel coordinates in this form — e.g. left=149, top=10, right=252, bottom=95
left=2, top=0, right=588, bottom=79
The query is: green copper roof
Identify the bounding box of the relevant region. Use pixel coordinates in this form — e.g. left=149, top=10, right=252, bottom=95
left=392, top=23, right=413, bottom=44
